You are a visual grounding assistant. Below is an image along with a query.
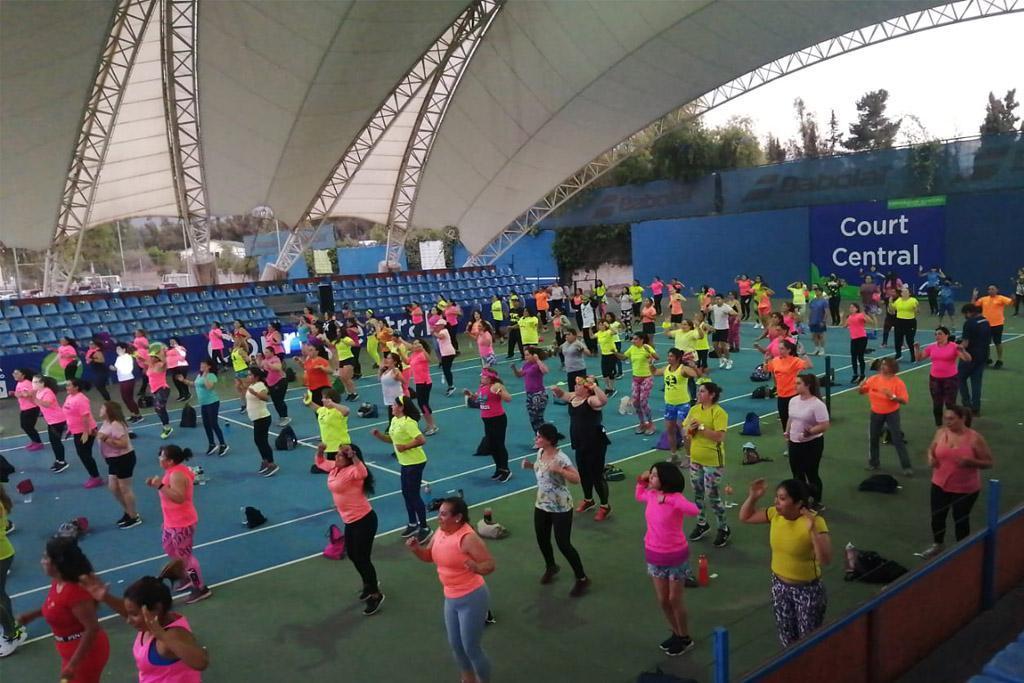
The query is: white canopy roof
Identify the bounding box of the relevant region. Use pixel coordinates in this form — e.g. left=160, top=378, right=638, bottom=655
left=0, top=0, right=944, bottom=255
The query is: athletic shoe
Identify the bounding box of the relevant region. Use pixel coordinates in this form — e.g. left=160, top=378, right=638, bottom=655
left=239, top=406, right=246, bottom=413
left=184, top=587, right=212, bottom=605
left=416, top=527, right=433, bottom=545
left=445, top=387, right=455, bottom=397
left=684, top=576, right=699, bottom=589
left=278, top=417, right=292, bottom=427
left=489, top=471, right=501, bottom=480
left=362, top=593, right=385, bottom=616
left=575, top=499, right=595, bottom=513
left=205, top=444, right=218, bottom=456
left=160, top=427, right=173, bottom=440
left=484, top=610, right=496, bottom=625
left=634, top=426, right=645, bottom=435
left=117, top=515, right=142, bottom=529
left=665, top=635, right=695, bottom=656
left=864, top=463, right=880, bottom=471
left=357, top=584, right=381, bottom=601
left=594, top=505, right=611, bottom=522
left=128, top=415, right=143, bottom=424
left=717, top=358, right=725, bottom=369
left=424, top=426, right=439, bottom=436
left=0, top=626, right=28, bottom=658
left=217, top=444, right=230, bottom=457
left=26, top=441, right=45, bottom=452
left=659, top=634, right=678, bottom=651
left=400, top=524, right=418, bottom=538
left=4, top=520, right=13, bottom=535
left=346, top=394, right=359, bottom=402
left=688, top=521, right=711, bottom=541
left=725, top=359, right=734, bottom=370
left=993, top=360, right=1004, bottom=369
left=643, top=424, right=656, bottom=435
left=83, top=477, right=103, bottom=489
left=115, top=513, right=130, bottom=526
left=540, top=565, right=560, bottom=584
left=914, top=543, right=944, bottom=560
left=176, top=395, right=188, bottom=403
left=902, top=468, right=914, bottom=477
left=497, top=470, right=512, bottom=483
left=605, top=388, right=616, bottom=398
left=262, top=464, right=280, bottom=478
left=51, top=461, right=70, bottom=473
left=568, top=577, right=590, bottom=598
left=713, top=527, right=731, bottom=548
left=258, top=463, right=271, bottom=475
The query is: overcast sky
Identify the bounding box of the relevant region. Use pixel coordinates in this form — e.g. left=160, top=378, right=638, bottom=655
left=701, top=12, right=1023, bottom=146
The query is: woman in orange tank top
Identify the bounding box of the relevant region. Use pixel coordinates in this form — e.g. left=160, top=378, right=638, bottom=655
left=407, top=498, right=495, bottom=683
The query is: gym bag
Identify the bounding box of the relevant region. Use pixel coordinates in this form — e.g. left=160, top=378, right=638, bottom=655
left=844, top=547, right=907, bottom=584
left=749, top=364, right=771, bottom=382
left=243, top=506, right=267, bottom=529
left=180, top=404, right=197, bottom=428
left=858, top=474, right=901, bottom=494
left=323, top=524, right=346, bottom=560
left=740, top=412, right=761, bottom=436
left=275, top=425, right=298, bottom=451
left=56, top=517, right=90, bottom=540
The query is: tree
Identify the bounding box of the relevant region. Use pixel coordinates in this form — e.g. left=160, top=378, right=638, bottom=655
left=979, top=89, right=1019, bottom=135
left=844, top=89, right=900, bottom=151
left=765, top=134, right=787, bottom=163
left=552, top=224, right=632, bottom=274
left=825, top=110, right=843, bottom=153
left=791, top=98, right=824, bottom=159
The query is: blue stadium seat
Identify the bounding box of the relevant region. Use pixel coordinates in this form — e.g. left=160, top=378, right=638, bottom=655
left=40, top=303, right=58, bottom=315
left=20, top=304, right=39, bottom=316
left=108, top=323, right=128, bottom=336
left=74, top=300, right=93, bottom=312
left=193, top=302, right=210, bottom=314
left=1, top=333, right=18, bottom=350
left=280, top=283, right=296, bottom=294
left=212, top=288, right=228, bottom=300
left=28, top=315, right=47, bottom=328
left=90, top=299, right=107, bottom=311
left=169, top=291, right=185, bottom=303
left=2, top=305, right=21, bottom=319
left=58, top=300, right=75, bottom=313
left=185, top=291, right=201, bottom=302
left=179, top=303, right=196, bottom=315
left=10, top=318, right=29, bottom=332
left=108, top=297, right=125, bottom=310
left=73, top=327, right=92, bottom=340
left=66, top=313, right=84, bottom=326
left=0, top=320, right=11, bottom=334
left=81, top=311, right=101, bottom=325
left=18, top=331, right=39, bottom=345
left=154, top=293, right=170, bottom=305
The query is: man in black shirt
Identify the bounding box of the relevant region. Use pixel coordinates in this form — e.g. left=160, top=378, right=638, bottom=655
left=958, top=304, right=991, bottom=415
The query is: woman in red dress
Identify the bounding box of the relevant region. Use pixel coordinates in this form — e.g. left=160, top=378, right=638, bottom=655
left=17, top=537, right=110, bottom=682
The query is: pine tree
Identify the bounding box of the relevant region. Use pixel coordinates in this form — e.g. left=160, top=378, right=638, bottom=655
left=825, top=110, right=842, bottom=153
left=793, top=98, right=824, bottom=159
left=765, top=134, right=787, bottom=163
left=844, top=89, right=901, bottom=151
left=979, top=89, right=1019, bottom=135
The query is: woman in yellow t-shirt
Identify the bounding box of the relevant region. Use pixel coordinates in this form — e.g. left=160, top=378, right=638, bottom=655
left=739, top=477, right=832, bottom=647
left=890, top=285, right=919, bottom=362
left=682, top=382, right=730, bottom=546
left=617, top=333, right=659, bottom=434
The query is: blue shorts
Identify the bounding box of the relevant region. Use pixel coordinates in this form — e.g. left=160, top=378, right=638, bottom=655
left=809, top=323, right=826, bottom=334
left=939, top=301, right=954, bottom=316
left=664, top=403, right=690, bottom=423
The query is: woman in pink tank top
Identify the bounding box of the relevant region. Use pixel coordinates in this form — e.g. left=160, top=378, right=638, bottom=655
left=81, top=573, right=208, bottom=682
left=407, top=497, right=495, bottom=683
left=146, top=445, right=211, bottom=605
left=462, top=368, right=513, bottom=483
left=139, top=354, right=174, bottom=440
left=915, top=405, right=994, bottom=560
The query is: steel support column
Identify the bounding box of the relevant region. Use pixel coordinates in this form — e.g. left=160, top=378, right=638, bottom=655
left=42, top=0, right=158, bottom=295
left=466, top=0, right=1021, bottom=266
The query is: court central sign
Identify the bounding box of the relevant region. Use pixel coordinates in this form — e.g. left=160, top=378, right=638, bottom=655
left=809, top=200, right=945, bottom=282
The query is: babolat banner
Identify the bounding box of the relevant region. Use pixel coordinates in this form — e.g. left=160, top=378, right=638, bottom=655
left=810, top=198, right=946, bottom=284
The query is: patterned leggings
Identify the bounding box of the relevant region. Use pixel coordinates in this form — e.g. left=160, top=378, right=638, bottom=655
left=162, top=525, right=205, bottom=591
left=689, top=463, right=727, bottom=528
left=525, top=390, right=549, bottom=432
left=632, top=376, right=653, bottom=423
left=770, top=575, right=827, bottom=646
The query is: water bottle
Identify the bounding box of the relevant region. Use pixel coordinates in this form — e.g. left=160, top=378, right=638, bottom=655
left=483, top=508, right=493, bottom=524
left=697, top=554, right=710, bottom=587
left=421, top=482, right=432, bottom=495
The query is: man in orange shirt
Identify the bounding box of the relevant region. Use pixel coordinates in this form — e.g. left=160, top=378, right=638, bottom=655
left=973, top=284, right=1014, bottom=369
left=858, top=358, right=912, bottom=475
left=534, top=287, right=550, bottom=328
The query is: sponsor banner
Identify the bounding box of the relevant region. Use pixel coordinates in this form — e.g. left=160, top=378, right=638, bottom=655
left=810, top=201, right=945, bottom=284
left=540, top=178, right=715, bottom=229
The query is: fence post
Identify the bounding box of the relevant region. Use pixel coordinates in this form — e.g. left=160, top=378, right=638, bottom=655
left=982, top=478, right=1001, bottom=610
left=713, top=627, right=730, bottom=683
left=824, top=355, right=832, bottom=413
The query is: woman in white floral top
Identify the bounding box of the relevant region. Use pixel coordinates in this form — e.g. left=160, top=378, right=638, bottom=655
left=522, top=423, right=590, bottom=597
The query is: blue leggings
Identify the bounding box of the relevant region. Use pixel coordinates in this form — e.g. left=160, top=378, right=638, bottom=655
left=444, top=584, right=491, bottom=682
left=400, top=462, right=428, bottom=528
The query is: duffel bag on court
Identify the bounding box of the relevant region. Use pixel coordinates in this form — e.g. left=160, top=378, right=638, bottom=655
left=180, top=404, right=197, bottom=428
left=275, top=425, right=298, bottom=450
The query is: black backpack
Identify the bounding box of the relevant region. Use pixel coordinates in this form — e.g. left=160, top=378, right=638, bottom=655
left=844, top=548, right=907, bottom=584
left=858, top=474, right=901, bottom=494
left=274, top=425, right=298, bottom=451
left=285, top=367, right=297, bottom=383
left=180, top=404, right=197, bottom=428
left=637, top=669, right=698, bottom=683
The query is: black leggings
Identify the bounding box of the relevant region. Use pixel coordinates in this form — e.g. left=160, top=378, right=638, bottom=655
left=210, top=349, right=225, bottom=371
left=440, top=355, right=455, bottom=389
left=777, top=395, right=792, bottom=429
left=740, top=295, right=752, bottom=320
left=893, top=318, right=917, bottom=358
left=926, top=287, right=939, bottom=315
left=788, top=437, right=824, bottom=503
left=415, top=382, right=433, bottom=414
left=20, top=407, right=42, bottom=444
left=90, top=363, right=111, bottom=401
left=48, top=422, right=67, bottom=463
left=269, top=379, right=289, bottom=418
left=828, top=297, right=841, bottom=326
left=201, top=402, right=225, bottom=447
left=930, top=484, right=979, bottom=544
left=64, top=361, right=78, bottom=383
left=575, top=443, right=608, bottom=505
left=850, top=337, right=868, bottom=377
left=253, top=415, right=273, bottom=463
left=506, top=328, right=524, bottom=359
left=171, top=369, right=190, bottom=400
left=882, top=312, right=896, bottom=345
left=71, top=433, right=100, bottom=478
left=345, top=510, right=380, bottom=594
left=482, top=414, right=509, bottom=473
left=534, top=508, right=586, bottom=579
left=448, top=323, right=460, bottom=352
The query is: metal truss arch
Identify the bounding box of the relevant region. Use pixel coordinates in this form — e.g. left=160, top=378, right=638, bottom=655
left=43, top=0, right=158, bottom=295
left=465, top=0, right=1022, bottom=266
left=383, top=0, right=503, bottom=269
left=264, top=0, right=503, bottom=280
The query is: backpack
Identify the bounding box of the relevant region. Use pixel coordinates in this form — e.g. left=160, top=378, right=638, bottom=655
left=636, top=668, right=698, bottom=683
left=749, top=364, right=771, bottom=382
left=858, top=474, right=901, bottom=494
left=275, top=425, right=298, bottom=451
left=356, top=403, right=379, bottom=419
left=243, top=506, right=267, bottom=529
left=180, top=404, right=197, bottom=428
left=751, top=386, right=770, bottom=399
left=323, top=524, right=346, bottom=560
left=741, top=443, right=772, bottom=465
left=740, top=412, right=761, bottom=436
left=844, top=546, right=907, bottom=584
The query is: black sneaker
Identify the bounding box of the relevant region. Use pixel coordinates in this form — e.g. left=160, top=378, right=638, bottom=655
left=659, top=634, right=678, bottom=651
left=665, top=635, right=695, bottom=656
left=713, top=527, right=731, bottom=548
left=128, top=415, right=143, bottom=424
left=217, top=444, right=230, bottom=457
left=684, top=575, right=699, bottom=589
left=51, top=461, right=70, bottom=474
left=205, top=444, right=218, bottom=456
left=362, top=593, right=385, bottom=616
left=606, top=388, right=616, bottom=398
left=688, top=522, right=711, bottom=542
left=569, top=577, right=590, bottom=598
left=416, top=527, right=433, bottom=545
left=115, top=513, right=130, bottom=526
left=357, top=585, right=380, bottom=601
left=490, top=471, right=501, bottom=480
left=484, top=610, right=496, bottom=625
left=258, top=463, right=270, bottom=475
left=993, top=360, right=1003, bottom=369
left=4, top=519, right=14, bottom=535
left=262, top=464, right=280, bottom=478
left=497, top=470, right=512, bottom=483
left=400, top=524, right=418, bottom=538
left=540, top=565, right=560, bottom=584
left=118, top=515, right=142, bottom=529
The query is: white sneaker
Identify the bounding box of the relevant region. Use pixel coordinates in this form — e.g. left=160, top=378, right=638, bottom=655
left=0, top=626, right=26, bottom=657
left=725, top=359, right=733, bottom=370
left=914, top=543, right=944, bottom=560
left=718, top=358, right=725, bottom=368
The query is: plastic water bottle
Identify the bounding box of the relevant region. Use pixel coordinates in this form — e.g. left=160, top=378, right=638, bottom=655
left=421, top=482, right=432, bottom=495
left=698, top=554, right=710, bottom=587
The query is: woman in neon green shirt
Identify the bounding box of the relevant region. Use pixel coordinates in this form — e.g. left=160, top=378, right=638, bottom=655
left=518, top=311, right=540, bottom=346
left=0, top=485, right=27, bottom=656
left=308, top=389, right=352, bottom=473
left=682, top=382, right=731, bottom=548
left=617, top=333, right=659, bottom=435
left=371, top=397, right=431, bottom=545
left=653, top=348, right=699, bottom=464
left=891, top=285, right=919, bottom=362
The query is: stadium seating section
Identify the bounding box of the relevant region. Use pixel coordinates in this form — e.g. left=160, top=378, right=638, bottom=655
left=0, top=267, right=528, bottom=355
